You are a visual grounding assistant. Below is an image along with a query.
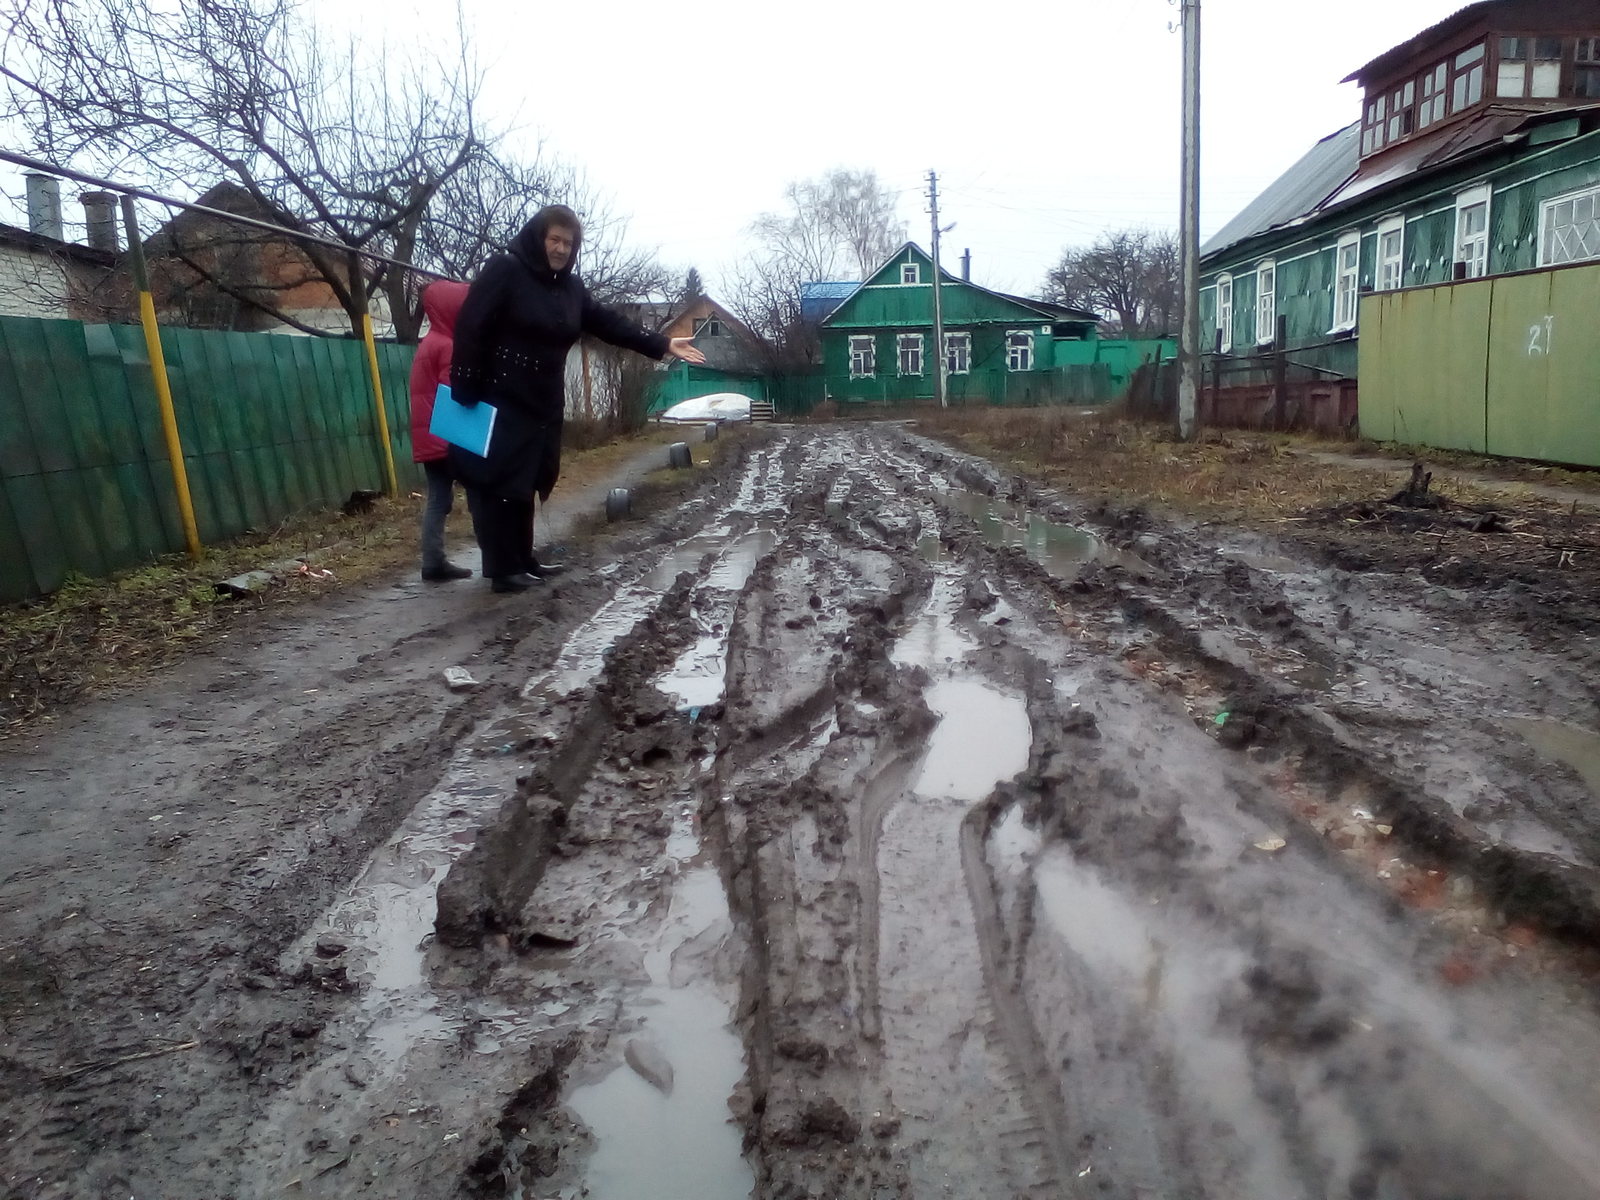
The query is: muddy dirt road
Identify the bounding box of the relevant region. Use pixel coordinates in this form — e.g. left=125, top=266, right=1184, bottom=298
left=4, top=424, right=1600, bottom=1199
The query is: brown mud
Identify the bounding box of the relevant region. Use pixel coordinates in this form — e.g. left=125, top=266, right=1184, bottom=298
left=3, top=424, right=1599, bottom=1199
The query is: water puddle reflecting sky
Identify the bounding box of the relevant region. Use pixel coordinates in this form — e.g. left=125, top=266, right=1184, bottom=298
left=914, top=678, right=1032, bottom=802
left=566, top=807, right=754, bottom=1200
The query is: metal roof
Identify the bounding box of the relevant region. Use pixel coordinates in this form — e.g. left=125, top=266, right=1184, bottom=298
left=799, top=281, right=859, bottom=300
left=1342, top=1, right=1495, bottom=85
left=1200, top=124, right=1359, bottom=261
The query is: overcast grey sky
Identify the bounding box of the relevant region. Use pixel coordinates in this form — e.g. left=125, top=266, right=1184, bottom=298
left=5, top=0, right=1470, bottom=298
left=342, top=0, right=1470, bottom=295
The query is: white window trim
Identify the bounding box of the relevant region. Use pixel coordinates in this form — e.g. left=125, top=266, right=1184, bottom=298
left=1538, top=182, right=1600, bottom=267
left=848, top=334, right=876, bottom=379
left=1376, top=215, right=1406, bottom=292
left=1332, top=232, right=1361, bottom=333
left=1455, top=184, right=1492, bottom=279
left=944, top=331, right=971, bottom=375
left=897, top=332, right=924, bottom=377
left=1254, top=261, right=1276, bottom=345
left=900, top=262, right=921, bottom=284
left=1215, top=273, right=1233, bottom=352
left=1005, top=329, right=1034, bottom=372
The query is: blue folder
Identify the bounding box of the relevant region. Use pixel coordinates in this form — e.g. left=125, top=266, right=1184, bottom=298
left=429, top=384, right=496, bottom=457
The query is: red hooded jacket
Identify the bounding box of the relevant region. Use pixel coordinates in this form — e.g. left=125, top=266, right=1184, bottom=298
left=409, top=281, right=471, bottom=463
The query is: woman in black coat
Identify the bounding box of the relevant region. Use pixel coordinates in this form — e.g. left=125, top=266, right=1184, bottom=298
left=449, top=204, right=705, bottom=592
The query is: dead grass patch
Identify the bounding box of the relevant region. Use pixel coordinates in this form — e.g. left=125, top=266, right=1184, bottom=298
left=0, top=426, right=696, bottom=737
left=914, top=408, right=1516, bottom=524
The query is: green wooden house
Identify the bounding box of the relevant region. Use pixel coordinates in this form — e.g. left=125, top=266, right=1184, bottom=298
left=1200, top=0, right=1600, bottom=388
left=818, top=243, right=1112, bottom=406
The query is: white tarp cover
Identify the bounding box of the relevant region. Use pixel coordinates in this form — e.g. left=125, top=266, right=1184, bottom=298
left=659, top=392, right=753, bottom=423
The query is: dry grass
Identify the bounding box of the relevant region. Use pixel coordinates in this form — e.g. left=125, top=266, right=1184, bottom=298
left=914, top=408, right=1517, bottom=523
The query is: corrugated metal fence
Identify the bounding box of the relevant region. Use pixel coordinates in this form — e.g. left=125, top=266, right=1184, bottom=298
left=1358, top=262, right=1600, bottom=465
left=0, top=315, right=417, bottom=602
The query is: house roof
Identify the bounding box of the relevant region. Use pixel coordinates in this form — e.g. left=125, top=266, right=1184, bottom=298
left=1201, top=124, right=1360, bottom=261
left=1342, top=1, right=1494, bottom=86
left=822, top=242, right=1099, bottom=327
left=0, top=221, right=117, bottom=267
left=1204, top=104, right=1600, bottom=264
left=800, top=281, right=859, bottom=301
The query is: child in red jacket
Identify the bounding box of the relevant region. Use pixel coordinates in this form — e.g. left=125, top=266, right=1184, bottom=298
left=409, top=281, right=473, bottom=581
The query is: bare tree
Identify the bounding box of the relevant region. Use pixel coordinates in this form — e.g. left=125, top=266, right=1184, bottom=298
left=728, top=167, right=904, bottom=369
left=1, top=0, right=485, bottom=338
left=1041, top=228, right=1179, bottom=338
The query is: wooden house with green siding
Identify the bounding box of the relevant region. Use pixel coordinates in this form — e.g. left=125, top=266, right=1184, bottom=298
left=1199, top=0, right=1600, bottom=429
left=819, top=244, right=1109, bottom=406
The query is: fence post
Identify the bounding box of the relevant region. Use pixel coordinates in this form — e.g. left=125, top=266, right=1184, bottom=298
left=1272, top=314, right=1289, bottom=429
left=352, top=255, right=399, bottom=496
left=120, top=196, right=202, bottom=560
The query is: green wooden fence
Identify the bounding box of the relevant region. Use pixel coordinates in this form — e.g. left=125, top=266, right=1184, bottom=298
left=1358, top=261, right=1600, bottom=465
left=0, top=315, right=418, bottom=602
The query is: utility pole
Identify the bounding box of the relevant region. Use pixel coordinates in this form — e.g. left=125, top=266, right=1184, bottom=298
left=1177, top=0, right=1202, bottom=440
left=928, top=169, right=948, bottom=409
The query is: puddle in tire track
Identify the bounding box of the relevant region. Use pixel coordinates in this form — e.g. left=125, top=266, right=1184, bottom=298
left=564, top=804, right=755, bottom=1200
left=939, top=486, right=1145, bottom=577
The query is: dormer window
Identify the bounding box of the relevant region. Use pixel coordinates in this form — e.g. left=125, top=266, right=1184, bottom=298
left=1579, top=39, right=1600, bottom=97
left=1451, top=42, right=1486, bottom=111
left=1418, top=63, right=1447, bottom=129
left=1497, top=37, right=1563, bottom=99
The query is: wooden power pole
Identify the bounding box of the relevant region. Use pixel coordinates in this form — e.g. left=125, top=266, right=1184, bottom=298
left=928, top=170, right=948, bottom=409
left=1178, top=0, right=1202, bottom=440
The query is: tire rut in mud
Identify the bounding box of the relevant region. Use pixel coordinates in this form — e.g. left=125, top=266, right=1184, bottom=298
left=61, top=424, right=1600, bottom=1200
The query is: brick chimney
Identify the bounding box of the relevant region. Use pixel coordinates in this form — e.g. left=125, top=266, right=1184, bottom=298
left=79, top=191, right=119, bottom=253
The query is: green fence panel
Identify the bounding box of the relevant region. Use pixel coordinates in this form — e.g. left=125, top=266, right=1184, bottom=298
left=1487, top=268, right=1600, bottom=464
left=1362, top=283, right=1491, bottom=452
left=162, top=328, right=240, bottom=543
left=108, top=323, right=184, bottom=552
left=0, top=314, right=417, bottom=601
left=0, top=480, right=36, bottom=602
left=1360, top=261, right=1600, bottom=465
left=6, top=473, right=66, bottom=598
left=0, top=320, right=45, bottom=480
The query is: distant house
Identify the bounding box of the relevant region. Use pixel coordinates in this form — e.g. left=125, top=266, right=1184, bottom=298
left=799, top=281, right=858, bottom=325
left=145, top=182, right=389, bottom=336
left=624, top=293, right=764, bottom=373
left=1201, top=0, right=1600, bottom=389
left=819, top=242, right=1105, bottom=404
left=1, top=175, right=122, bottom=322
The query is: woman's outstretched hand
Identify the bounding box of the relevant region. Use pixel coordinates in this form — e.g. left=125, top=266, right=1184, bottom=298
left=666, top=337, right=707, bottom=365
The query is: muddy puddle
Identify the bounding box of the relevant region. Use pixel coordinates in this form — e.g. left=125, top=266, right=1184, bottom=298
left=566, top=805, right=754, bottom=1199
left=938, top=486, right=1140, bottom=576
left=654, top=528, right=778, bottom=711
left=1510, top=716, right=1600, bottom=800
left=280, top=759, right=519, bottom=1063
left=914, top=678, right=1031, bottom=801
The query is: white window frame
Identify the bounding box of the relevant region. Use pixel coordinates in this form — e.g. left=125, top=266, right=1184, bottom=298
left=1255, top=262, right=1276, bottom=345
left=1377, top=216, right=1406, bottom=291
left=1539, top=183, right=1600, bottom=267
left=944, top=331, right=971, bottom=375
left=1005, top=330, right=1034, bottom=372
left=848, top=334, right=876, bottom=378
left=900, top=263, right=920, bottom=284
left=1215, top=273, right=1233, bottom=352
left=897, top=332, right=924, bottom=376
left=1332, top=232, right=1361, bottom=332
left=1455, top=185, right=1491, bottom=279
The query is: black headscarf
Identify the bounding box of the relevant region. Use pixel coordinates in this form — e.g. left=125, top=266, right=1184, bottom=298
left=507, top=205, right=583, bottom=281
